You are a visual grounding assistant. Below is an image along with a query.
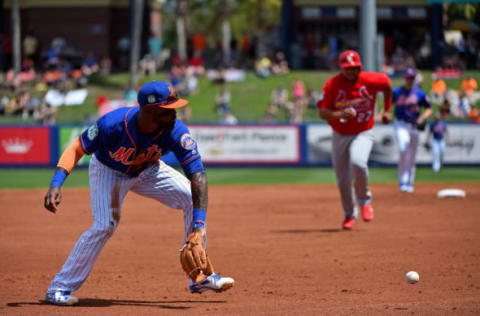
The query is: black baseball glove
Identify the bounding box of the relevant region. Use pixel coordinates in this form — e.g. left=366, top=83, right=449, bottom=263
left=415, top=120, right=427, bottom=131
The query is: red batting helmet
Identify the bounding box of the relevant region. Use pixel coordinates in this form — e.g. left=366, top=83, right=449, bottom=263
left=339, top=50, right=362, bottom=69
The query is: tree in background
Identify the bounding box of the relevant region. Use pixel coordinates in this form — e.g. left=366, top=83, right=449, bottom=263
left=160, top=0, right=281, bottom=67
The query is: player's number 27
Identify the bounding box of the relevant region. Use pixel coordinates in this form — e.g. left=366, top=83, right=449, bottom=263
left=357, top=110, right=372, bottom=123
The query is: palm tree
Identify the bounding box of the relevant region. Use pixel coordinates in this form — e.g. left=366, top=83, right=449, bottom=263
left=129, top=0, right=144, bottom=91
left=176, top=0, right=187, bottom=61
left=221, top=0, right=231, bottom=66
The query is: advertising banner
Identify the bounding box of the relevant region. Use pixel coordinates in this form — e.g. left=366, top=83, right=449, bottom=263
left=190, top=126, right=300, bottom=164
left=307, top=124, right=480, bottom=164
left=0, top=127, right=51, bottom=164
left=59, top=126, right=91, bottom=166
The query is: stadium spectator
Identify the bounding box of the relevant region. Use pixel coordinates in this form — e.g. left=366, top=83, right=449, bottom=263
left=306, top=85, right=322, bottom=110
left=23, top=30, right=39, bottom=66
left=37, top=98, right=57, bottom=125
left=262, top=103, right=278, bottom=123
left=430, top=76, right=448, bottom=105
left=413, top=69, right=423, bottom=88
left=0, top=96, right=9, bottom=115
left=184, top=67, right=199, bottom=96
left=255, top=56, right=271, bottom=78
left=124, top=88, right=137, bottom=107
left=461, top=74, right=480, bottom=105
left=291, top=78, right=306, bottom=123
left=270, top=85, right=289, bottom=110
left=439, top=98, right=452, bottom=119
left=139, top=54, right=157, bottom=76
left=188, top=51, right=205, bottom=76
left=168, top=64, right=184, bottom=91
left=451, top=90, right=471, bottom=118
left=461, top=74, right=477, bottom=95
left=96, top=95, right=115, bottom=118
left=180, top=104, right=192, bottom=122
left=220, top=110, right=238, bottom=125
left=468, top=106, right=480, bottom=124
left=18, top=59, right=36, bottom=85
left=82, top=52, right=100, bottom=76
left=22, top=92, right=40, bottom=120
left=215, top=85, right=231, bottom=114
left=8, top=91, right=28, bottom=116
left=192, top=33, right=206, bottom=55
left=292, top=78, right=305, bottom=105
left=271, top=51, right=289, bottom=75
left=100, top=56, right=112, bottom=75
left=71, top=66, right=87, bottom=88
left=5, top=69, right=21, bottom=90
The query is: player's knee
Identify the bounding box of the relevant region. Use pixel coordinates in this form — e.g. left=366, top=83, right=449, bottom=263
left=351, top=159, right=368, bottom=171
left=91, top=222, right=117, bottom=238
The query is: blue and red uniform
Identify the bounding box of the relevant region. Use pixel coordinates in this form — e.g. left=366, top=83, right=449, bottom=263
left=429, top=120, right=447, bottom=140
left=80, top=106, right=204, bottom=177
left=393, top=69, right=432, bottom=192
left=393, top=86, right=431, bottom=123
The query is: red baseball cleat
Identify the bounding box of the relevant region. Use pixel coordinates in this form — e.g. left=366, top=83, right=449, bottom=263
left=342, top=217, right=355, bottom=230
left=361, top=204, right=374, bottom=222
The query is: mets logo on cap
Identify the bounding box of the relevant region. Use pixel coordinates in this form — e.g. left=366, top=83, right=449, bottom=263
left=180, top=133, right=196, bottom=150
left=147, top=94, right=156, bottom=104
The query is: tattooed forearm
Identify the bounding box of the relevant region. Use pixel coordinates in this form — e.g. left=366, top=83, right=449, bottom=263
left=189, top=172, right=208, bottom=210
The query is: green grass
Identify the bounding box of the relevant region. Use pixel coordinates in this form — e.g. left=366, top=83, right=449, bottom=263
left=1, top=70, right=479, bottom=124
left=1, top=167, right=478, bottom=189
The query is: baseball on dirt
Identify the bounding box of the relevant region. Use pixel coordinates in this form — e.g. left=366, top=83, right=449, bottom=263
left=406, top=271, right=419, bottom=284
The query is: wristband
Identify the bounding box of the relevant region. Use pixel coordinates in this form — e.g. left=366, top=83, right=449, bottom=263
left=192, top=208, right=206, bottom=229
left=50, top=169, right=68, bottom=188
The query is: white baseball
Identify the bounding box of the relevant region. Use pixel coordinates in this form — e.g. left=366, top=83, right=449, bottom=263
left=406, top=271, right=419, bottom=284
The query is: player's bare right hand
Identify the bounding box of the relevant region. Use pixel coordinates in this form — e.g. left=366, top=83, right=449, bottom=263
left=44, top=187, right=62, bottom=213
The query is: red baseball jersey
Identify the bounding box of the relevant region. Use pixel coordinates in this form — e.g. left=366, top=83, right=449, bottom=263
left=319, top=71, right=391, bottom=135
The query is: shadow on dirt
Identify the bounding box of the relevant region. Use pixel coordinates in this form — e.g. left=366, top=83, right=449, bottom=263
left=271, top=228, right=342, bottom=234
left=7, top=299, right=227, bottom=309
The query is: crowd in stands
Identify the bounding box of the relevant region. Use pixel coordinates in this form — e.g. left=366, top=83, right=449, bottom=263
left=2, top=29, right=479, bottom=126
left=263, top=79, right=321, bottom=124
left=428, top=73, right=480, bottom=123
left=254, top=51, right=289, bottom=79
left=0, top=33, right=111, bottom=125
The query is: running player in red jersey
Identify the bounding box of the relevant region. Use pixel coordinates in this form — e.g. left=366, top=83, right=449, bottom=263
left=318, top=50, right=393, bottom=230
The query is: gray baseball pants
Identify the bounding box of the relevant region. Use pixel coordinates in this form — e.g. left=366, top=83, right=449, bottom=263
left=331, top=129, right=374, bottom=219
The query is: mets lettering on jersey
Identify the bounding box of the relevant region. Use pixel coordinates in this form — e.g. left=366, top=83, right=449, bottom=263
left=319, top=72, right=390, bottom=135
left=109, top=145, right=162, bottom=165
left=79, top=107, right=204, bottom=177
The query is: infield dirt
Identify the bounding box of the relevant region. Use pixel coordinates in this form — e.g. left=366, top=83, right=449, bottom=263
left=1, top=183, right=479, bottom=315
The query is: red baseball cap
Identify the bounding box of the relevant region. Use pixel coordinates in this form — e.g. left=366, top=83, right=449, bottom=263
left=339, top=50, right=362, bottom=69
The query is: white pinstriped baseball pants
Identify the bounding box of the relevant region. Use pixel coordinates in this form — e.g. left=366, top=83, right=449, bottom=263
left=48, top=155, right=199, bottom=293
left=394, top=120, right=419, bottom=188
